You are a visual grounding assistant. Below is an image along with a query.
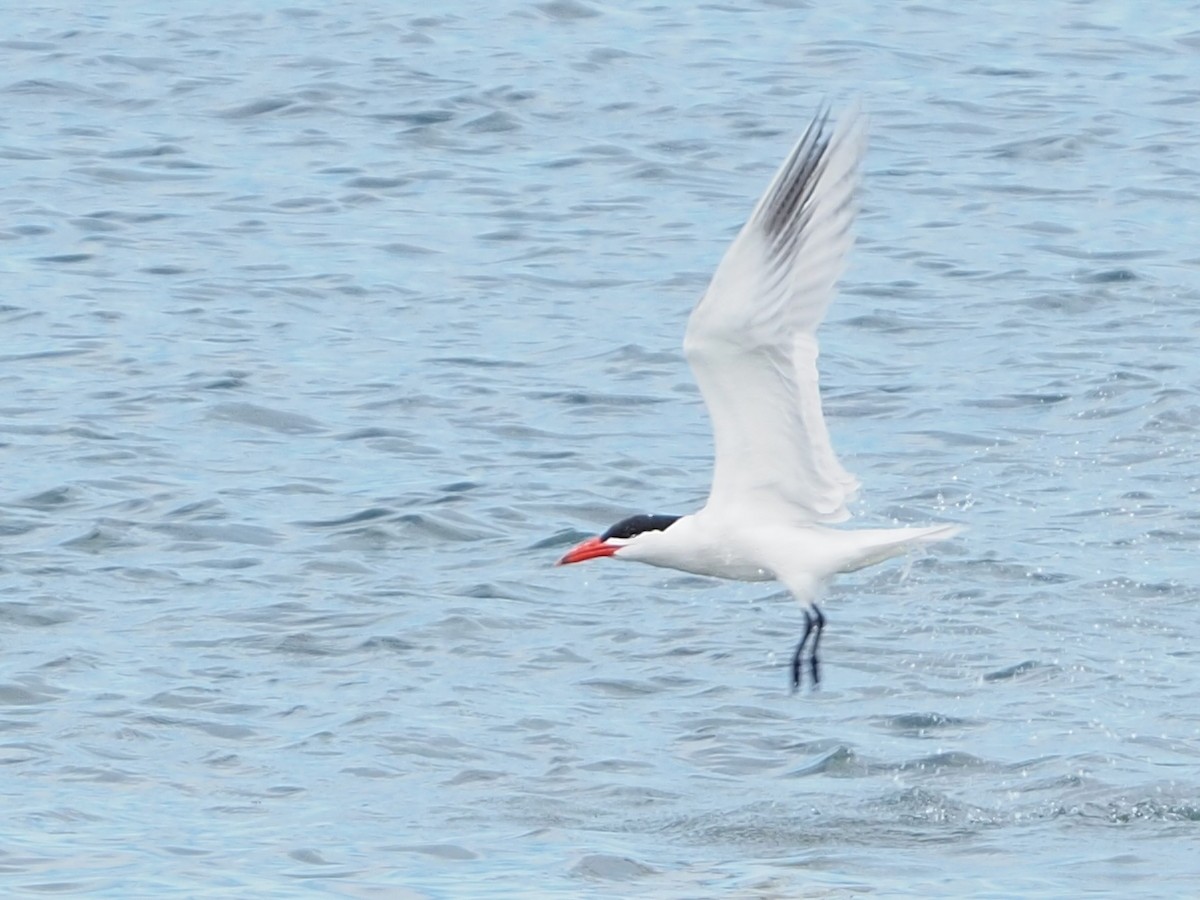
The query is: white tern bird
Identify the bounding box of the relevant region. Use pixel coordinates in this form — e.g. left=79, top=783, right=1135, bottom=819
left=557, top=107, right=960, bottom=690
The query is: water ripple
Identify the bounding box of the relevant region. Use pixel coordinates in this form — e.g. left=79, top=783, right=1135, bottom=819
left=3, top=0, right=1200, bottom=896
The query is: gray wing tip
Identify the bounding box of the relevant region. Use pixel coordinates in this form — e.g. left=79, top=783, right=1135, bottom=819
left=758, top=104, right=867, bottom=251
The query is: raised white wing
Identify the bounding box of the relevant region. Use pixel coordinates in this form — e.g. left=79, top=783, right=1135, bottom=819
left=684, top=108, right=865, bottom=526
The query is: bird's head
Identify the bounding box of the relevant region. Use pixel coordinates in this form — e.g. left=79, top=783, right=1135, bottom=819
left=556, top=513, right=682, bottom=565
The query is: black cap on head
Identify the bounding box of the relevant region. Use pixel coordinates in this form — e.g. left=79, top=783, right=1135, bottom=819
left=601, top=514, right=681, bottom=541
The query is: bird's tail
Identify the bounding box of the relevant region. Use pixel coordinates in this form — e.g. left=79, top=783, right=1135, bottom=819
left=832, top=523, right=961, bottom=574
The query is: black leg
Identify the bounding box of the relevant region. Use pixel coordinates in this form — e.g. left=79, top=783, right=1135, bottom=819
left=790, top=632, right=803, bottom=692
left=790, top=605, right=826, bottom=693
left=791, top=610, right=815, bottom=694
left=809, top=604, right=825, bottom=686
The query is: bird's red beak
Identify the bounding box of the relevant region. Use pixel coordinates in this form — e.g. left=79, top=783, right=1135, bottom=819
left=556, top=536, right=617, bottom=566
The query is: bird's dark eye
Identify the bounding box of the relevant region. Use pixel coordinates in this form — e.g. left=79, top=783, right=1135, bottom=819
left=601, top=514, right=680, bottom=541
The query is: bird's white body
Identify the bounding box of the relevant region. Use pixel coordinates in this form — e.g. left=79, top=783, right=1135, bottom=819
left=558, top=106, right=960, bottom=686
left=614, top=513, right=958, bottom=596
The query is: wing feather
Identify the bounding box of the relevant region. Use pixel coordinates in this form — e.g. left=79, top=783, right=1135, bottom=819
left=684, top=107, right=865, bottom=525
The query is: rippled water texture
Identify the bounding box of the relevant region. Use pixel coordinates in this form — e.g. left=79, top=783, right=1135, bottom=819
left=4, top=1, right=1200, bottom=896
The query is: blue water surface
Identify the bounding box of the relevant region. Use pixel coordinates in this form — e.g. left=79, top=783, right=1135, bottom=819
left=3, top=1, right=1200, bottom=896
